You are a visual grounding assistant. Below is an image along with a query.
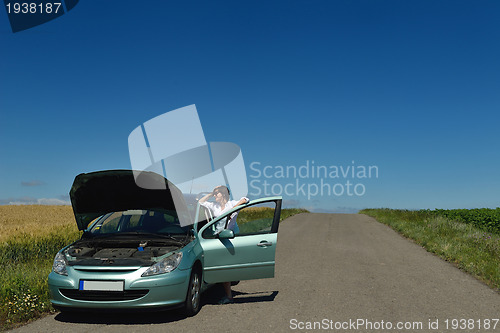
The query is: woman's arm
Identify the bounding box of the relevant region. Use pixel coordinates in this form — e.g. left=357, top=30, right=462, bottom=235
left=199, top=192, right=213, bottom=203
left=234, top=197, right=250, bottom=207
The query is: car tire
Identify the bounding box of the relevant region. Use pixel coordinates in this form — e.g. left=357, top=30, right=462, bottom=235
left=184, top=269, right=201, bottom=316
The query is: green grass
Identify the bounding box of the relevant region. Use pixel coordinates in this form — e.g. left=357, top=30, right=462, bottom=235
left=279, top=208, right=310, bottom=221
left=0, top=230, right=81, bottom=330
left=0, top=205, right=79, bottom=330
left=360, top=209, right=500, bottom=291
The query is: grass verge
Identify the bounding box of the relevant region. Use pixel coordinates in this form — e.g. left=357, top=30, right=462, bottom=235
left=279, top=208, right=309, bottom=221
left=0, top=230, right=81, bottom=330
left=360, top=209, right=500, bottom=292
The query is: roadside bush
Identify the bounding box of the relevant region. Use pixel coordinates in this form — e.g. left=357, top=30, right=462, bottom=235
left=432, top=208, right=500, bottom=233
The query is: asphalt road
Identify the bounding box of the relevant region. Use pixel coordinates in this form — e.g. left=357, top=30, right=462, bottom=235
left=10, top=213, right=500, bottom=333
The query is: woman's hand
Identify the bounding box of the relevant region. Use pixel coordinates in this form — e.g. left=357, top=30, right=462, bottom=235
left=235, top=197, right=249, bottom=207
left=199, top=192, right=213, bottom=203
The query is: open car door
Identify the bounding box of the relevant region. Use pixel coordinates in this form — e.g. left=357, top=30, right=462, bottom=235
left=198, top=197, right=282, bottom=283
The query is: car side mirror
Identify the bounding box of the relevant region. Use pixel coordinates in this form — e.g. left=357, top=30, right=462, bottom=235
left=218, top=229, right=234, bottom=239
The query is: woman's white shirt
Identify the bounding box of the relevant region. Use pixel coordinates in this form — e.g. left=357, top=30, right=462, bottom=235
left=200, top=197, right=249, bottom=233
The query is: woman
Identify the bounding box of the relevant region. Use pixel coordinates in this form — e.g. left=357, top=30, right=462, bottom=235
left=199, top=185, right=249, bottom=304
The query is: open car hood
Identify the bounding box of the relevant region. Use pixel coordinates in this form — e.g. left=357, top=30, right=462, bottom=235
left=70, top=170, right=187, bottom=230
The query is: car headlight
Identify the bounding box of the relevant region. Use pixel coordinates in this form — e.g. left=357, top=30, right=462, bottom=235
left=52, top=252, right=68, bottom=276
left=141, top=252, right=183, bottom=277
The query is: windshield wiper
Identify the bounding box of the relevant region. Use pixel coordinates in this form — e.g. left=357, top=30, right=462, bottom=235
left=110, top=231, right=187, bottom=243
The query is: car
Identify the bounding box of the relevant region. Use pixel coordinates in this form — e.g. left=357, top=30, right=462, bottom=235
left=48, top=169, right=282, bottom=315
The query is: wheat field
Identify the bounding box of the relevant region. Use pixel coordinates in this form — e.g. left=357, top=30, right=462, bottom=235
left=0, top=205, right=77, bottom=242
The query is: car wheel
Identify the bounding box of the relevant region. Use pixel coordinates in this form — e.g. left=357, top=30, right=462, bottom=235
left=184, top=269, right=201, bottom=316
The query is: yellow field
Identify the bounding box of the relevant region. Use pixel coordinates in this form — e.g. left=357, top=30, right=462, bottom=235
left=0, top=205, right=78, bottom=242
left=242, top=207, right=273, bottom=212
left=0, top=206, right=271, bottom=241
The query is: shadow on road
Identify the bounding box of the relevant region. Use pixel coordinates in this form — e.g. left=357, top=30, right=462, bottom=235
left=200, top=283, right=279, bottom=305
left=54, top=308, right=187, bottom=325
left=54, top=284, right=278, bottom=325
left=231, top=290, right=279, bottom=304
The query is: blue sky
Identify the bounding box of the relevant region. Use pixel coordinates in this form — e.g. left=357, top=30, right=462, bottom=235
left=1, top=0, right=499, bottom=212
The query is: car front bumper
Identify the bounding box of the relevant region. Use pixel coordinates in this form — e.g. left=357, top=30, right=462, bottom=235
left=48, top=265, right=190, bottom=310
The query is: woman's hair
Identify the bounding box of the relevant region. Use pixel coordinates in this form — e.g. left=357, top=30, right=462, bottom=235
left=214, top=185, right=230, bottom=200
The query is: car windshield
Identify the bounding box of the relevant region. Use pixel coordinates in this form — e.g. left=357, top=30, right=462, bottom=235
left=89, top=209, right=190, bottom=236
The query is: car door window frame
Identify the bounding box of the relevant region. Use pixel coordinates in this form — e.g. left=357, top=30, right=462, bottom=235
left=198, top=197, right=282, bottom=239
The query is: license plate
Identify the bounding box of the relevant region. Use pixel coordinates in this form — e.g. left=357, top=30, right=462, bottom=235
left=79, top=280, right=124, bottom=291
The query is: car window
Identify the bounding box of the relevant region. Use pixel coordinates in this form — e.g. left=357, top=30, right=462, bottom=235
left=237, top=202, right=276, bottom=235
left=196, top=205, right=213, bottom=232
left=98, top=212, right=121, bottom=233
left=127, top=213, right=142, bottom=229
left=90, top=209, right=188, bottom=235
left=201, top=201, right=277, bottom=238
